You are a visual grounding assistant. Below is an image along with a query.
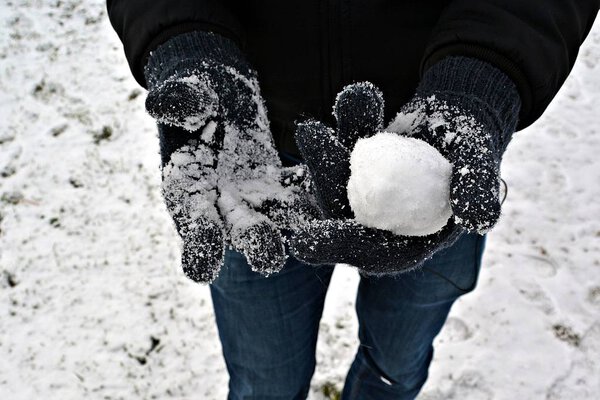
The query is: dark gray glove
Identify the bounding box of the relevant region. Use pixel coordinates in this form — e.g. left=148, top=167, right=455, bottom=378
left=145, top=31, right=317, bottom=283
left=292, top=57, right=521, bottom=275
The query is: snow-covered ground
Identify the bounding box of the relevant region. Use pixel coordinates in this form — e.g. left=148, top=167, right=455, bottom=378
left=0, top=1, right=598, bottom=398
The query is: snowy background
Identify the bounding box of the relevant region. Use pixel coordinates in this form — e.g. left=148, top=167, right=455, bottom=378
left=0, top=1, right=599, bottom=399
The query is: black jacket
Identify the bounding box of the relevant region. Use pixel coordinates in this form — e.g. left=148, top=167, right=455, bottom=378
left=107, top=1, right=598, bottom=153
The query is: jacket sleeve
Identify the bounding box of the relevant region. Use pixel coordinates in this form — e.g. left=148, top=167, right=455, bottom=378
left=106, top=0, right=243, bottom=88
left=421, top=0, right=599, bottom=130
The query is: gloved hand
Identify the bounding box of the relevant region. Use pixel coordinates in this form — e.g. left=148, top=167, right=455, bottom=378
left=292, top=57, right=521, bottom=275
left=144, top=31, right=316, bottom=283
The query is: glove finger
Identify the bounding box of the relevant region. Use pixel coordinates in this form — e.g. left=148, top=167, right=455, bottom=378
left=231, top=220, right=287, bottom=276
left=164, top=177, right=224, bottom=283
left=165, top=194, right=224, bottom=283
left=291, top=219, right=462, bottom=275
left=146, top=75, right=218, bottom=132
left=162, top=141, right=224, bottom=282
left=295, top=120, right=352, bottom=218
left=219, top=189, right=287, bottom=275
left=180, top=219, right=225, bottom=283
left=334, top=82, right=385, bottom=149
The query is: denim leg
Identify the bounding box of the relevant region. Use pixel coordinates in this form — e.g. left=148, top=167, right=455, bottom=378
left=342, top=233, right=486, bottom=400
left=210, top=249, right=335, bottom=400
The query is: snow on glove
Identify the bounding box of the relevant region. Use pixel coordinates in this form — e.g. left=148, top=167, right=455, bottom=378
left=387, top=56, right=521, bottom=233
left=292, top=57, right=521, bottom=275
left=292, top=82, right=463, bottom=275
left=144, top=31, right=317, bottom=283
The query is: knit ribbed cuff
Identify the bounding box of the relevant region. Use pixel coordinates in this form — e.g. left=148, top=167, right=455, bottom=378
left=143, top=31, right=252, bottom=89
left=418, top=56, right=521, bottom=144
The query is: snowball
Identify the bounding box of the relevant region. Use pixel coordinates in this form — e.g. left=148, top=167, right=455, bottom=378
left=347, top=132, right=453, bottom=236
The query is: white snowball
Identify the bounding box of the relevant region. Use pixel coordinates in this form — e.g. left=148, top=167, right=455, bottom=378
left=347, top=132, right=453, bottom=236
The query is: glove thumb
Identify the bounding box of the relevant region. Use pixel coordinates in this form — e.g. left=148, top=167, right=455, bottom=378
left=146, top=75, right=218, bottom=132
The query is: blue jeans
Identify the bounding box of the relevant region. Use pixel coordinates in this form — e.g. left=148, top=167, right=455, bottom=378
left=210, top=232, right=486, bottom=399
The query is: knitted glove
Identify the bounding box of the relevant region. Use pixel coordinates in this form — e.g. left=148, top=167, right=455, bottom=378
left=145, top=31, right=316, bottom=283
left=388, top=56, right=521, bottom=232
left=292, top=57, right=521, bottom=275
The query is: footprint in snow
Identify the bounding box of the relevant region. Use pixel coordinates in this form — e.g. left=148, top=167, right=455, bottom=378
left=546, top=322, right=600, bottom=399
left=439, top=317, right=472, bottom=343
left=514, top=279, right=556, bottom=315
left=587, top=286, right=600, bottom=306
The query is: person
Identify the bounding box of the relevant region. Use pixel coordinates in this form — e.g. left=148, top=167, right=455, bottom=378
left=107, top=1, right=599, bottom=399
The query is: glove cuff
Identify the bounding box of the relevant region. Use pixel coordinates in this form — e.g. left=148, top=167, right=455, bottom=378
left=418, top=56, right=521, bottom=150
left=143, top=31, right=253, bottom=89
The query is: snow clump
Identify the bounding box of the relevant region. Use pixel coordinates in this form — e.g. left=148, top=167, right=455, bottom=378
left=347, top=132, right=452, bottom=236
